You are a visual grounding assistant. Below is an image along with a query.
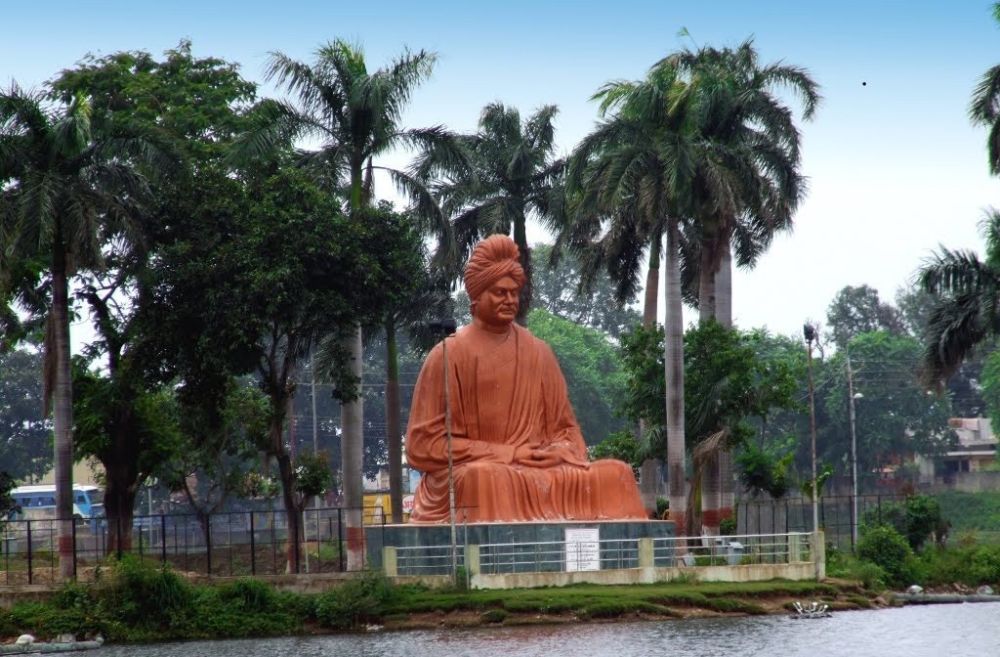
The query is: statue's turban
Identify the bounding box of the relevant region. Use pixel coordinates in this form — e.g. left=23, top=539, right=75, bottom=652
left=464, top=235, right=526, bottom=302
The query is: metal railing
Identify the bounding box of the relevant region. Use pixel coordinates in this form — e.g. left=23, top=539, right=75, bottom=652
left=736, top=493, right=906, bottom=551
left=390, top=531, right=814, bottom=577
left=395, top=545, right=465, bottom=575
left=478, top=538, right=640, bottom=575
left=0, top=506, right=386, bottom=584
left=652, top=532, right=811, bottom=567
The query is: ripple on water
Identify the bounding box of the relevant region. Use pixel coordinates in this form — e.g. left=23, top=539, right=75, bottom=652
left=91, top=602, right=1000, bottom=657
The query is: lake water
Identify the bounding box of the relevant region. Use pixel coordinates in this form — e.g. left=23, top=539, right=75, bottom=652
left=92, top=602, right=1000, bottom=657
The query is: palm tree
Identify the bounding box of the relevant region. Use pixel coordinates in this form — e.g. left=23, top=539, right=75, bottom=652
left=418, top=103, right=566, bottom=324
left=0, top=85, right=152, bottom=578
left=660, top=41, right=819, bottom=531
left=920, top=209, right=1000, bottom=385
left=566, top=68, right=733, bottom=534
left=234, top=40, right=456, bottom=569
left=662, top=40, right=818, bottom=326
left=970, top=2, right=1000, bottom=176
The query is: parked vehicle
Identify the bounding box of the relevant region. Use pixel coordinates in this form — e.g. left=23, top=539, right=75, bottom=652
left=8, top=484, right=104, bottom=521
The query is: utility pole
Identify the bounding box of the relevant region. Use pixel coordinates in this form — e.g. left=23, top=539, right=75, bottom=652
left=803, top=324, right=819, bottom=534
left=847, top=353, right=860, bottom=550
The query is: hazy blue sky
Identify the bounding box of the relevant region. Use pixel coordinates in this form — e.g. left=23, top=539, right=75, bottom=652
left=3, top=1, right=999, bottom=339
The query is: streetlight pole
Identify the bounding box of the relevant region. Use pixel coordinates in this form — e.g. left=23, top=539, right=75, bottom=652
left=803, top=324, right=819, bottom=535
left=847, top=353, right=861, bottom=550
left=429, top=318, right=458, bottom=583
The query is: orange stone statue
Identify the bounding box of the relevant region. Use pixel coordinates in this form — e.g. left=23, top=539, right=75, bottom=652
left=407, top=234, right=647, bottom=523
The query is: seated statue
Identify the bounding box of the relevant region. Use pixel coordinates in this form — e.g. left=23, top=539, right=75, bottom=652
left=407, top=234, right=647, bottom=523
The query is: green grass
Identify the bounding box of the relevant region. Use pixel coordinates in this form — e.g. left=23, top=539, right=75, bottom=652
left=382, top=580, right=837, bottom=618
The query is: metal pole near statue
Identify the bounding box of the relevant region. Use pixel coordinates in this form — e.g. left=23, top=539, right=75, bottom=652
left=429, top=318, right=459, bottom=584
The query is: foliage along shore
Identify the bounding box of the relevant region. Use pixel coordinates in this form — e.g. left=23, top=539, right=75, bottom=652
left=0, top=557, right=883, bottom=645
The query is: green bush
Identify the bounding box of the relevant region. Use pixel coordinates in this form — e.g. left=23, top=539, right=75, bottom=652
left=95, top=556, right=194, bottom=632
left=314, top=571, right=396, bottom=630
left=216, top=578, right=278, bottom=614
left=862, top=495, right=945, bottom=551
left=857, top=525, right=913, bottom=587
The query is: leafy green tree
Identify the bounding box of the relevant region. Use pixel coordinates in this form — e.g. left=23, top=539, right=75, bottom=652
left=530, top=243, right=641, bottom=339
left=419, top=103, right=565, bottom=324
left=618, top=322, right=799, bottom=531
left=824, top=331, right=953, bottom=481
left=155, top=383, right=268, bottom=538
left=589, top=431, right=642, bottom=475
left=48, top=42, right=255, bottom=549
left=231, top=168, right=398, bottom=572
left=0, top=84, right=158, bottom=578
left=358, top=202, right=426, bottom=523
left=239, top=41, right=455, bottom=564
left=73, top=364, right=181, bottom=546
left=826, top=284, right=906, bottom=350
left=0, top=348, right=51, bottom=482
left=526, top=308, right=627, bottom=444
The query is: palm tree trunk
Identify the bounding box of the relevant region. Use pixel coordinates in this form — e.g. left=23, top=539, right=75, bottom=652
left=342, top=160, right=367, bottom=569
left=698, top=237, right=717, bottom=323
left=639, top=233, right=661, bottom=512
left=340, top=325, right=365, bottom=570
left=714, top=242, right=735, bottom=531
left=51, top=243, right=75, bottom=580
left=385, top=318, right=404, bottom=524
left=513, top=215, right=532, bottom=326
left=664, top=219, right=687, bottom=535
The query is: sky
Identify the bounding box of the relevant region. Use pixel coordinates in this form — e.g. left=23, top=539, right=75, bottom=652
left=3, top=0, right=999, bottom=341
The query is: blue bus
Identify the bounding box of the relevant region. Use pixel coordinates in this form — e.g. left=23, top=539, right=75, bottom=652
left=8, top=484, right=104, bottom=521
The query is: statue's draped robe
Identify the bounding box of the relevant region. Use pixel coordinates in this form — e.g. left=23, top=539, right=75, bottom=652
left=407, top=323, right=647, bottom=523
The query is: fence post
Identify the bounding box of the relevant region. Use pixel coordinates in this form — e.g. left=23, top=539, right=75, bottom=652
left=116, top=515, right=123, bottom=561
left=383, top=546, right=398, bottom=577
left=638, top=537, right=654, bottom=569
left=811, top=529, right=826, bottom=579
left=160, top=515, right=167, bottom=566
left=337, top=509, right=344, bottom=572
left=249, top=512, right=256, bottom=576
left=26, top=520, right=32, bottom=585
left=206, top=516, right=212, bottom=576
left=72, top=519, right=77, bottom=581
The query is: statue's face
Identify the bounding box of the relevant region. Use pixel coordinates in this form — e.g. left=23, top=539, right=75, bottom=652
left=474, top=275, right=520, bottom=327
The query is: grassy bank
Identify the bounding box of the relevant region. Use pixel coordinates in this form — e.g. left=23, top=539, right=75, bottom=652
left=0, top=557, right=869, bottom=644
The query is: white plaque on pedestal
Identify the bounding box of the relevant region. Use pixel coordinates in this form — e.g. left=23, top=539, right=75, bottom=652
left=565, top=527, right=600, bottom=571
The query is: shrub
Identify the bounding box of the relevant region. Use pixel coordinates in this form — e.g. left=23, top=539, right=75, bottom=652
left=216, top=578, right=278, bottom=614
left=862, top=495, right=945, bottom=551
left=857, top=525, right=913, bottom=587
left=314, top=571, right=396, bottom=630
left=94, top=556, right=194, bottom=635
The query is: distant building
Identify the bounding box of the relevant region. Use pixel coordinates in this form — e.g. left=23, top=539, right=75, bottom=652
left=915, top=418, right=999, bottom=490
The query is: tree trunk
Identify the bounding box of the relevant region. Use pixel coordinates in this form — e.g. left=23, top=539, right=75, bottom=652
left=340, top=325, right=365, bottom=570
left=639, top=233, right=662, bottom=512
left=50, top=244, right=75, bottom=580
left=714, top=242, right=735, bottom=531
left=385, top=319, right=404, bottom=524
left=664, top=219, right=687, bottom=535
left=276, top=450, right=302, bottom=574
left=103, top=459, right=139, bottom=554
left=513, top=216, right=532, bottom=326
left=697, top=236, right=717, bottom=324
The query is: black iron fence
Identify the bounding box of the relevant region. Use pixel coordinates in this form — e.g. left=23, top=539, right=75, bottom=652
left=736, top=493, right=908, bottom=552
left=0, top=506, right=390, bottom=585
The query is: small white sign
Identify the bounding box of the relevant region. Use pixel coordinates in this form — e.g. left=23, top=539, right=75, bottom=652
left=565, top=527, right=600, bottom=572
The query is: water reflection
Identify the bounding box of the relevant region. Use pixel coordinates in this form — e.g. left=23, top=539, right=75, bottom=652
left=93, top=602, right=1000, bottom=657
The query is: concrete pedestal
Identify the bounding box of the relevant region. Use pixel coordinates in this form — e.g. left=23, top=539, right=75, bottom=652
left=365, top=519, right=675, bottom=575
